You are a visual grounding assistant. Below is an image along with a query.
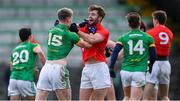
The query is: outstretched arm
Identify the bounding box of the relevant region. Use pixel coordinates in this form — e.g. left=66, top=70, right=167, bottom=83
left=76, top=38, right=92, bottom=48
left=33, top=46, right=46, bottom=65
left=109, top=43, right=123, bottom=69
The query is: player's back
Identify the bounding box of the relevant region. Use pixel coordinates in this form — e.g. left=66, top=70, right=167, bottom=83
left=47, top=24, right=80, bottom=60
left=147, top=25, right=173, bottom=57
left=118, top=29, right=154, bottom=72
left=11, top=41, right=38, bottom=81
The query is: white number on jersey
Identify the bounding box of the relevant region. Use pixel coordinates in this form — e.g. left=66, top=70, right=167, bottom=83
left=12, top=50, right=29, bottom=65
left=159, top=32, right=169, bottom=45
left=128, top=40, right=145, bottom=55
left=48, top=33, right=62, bottom=46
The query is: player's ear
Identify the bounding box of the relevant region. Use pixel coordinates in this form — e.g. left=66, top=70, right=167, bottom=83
left=29, top=34, right=32, bottom=41
left=98, top=16, right=103, bottom=22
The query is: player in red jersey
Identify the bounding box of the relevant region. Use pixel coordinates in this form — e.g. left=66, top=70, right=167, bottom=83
left=143, top=10, right=173, bottom=100
left=69, top=5, right=111, bottom=100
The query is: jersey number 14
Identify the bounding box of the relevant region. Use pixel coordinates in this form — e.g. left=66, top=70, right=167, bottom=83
left=128, top=40, right=145, bottom=55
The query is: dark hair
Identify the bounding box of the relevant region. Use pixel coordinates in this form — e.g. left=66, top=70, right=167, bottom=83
left=140, top=21, right=146, bottom=32
left=57, top=8, right=73, bottom=20
left=152, top=10, right=167, bottom=25
left=19, top=28, right=31, bottom=42
left=126, top=12, right=141, bottom=29
left=89, top=5, right=106, bottom=19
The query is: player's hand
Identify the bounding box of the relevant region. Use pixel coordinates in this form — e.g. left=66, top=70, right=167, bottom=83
left=79, top=19, right=88, bottom=28
left=69, top=23, right=79, bottom=33
left=88, top=25, right=96, bottom=34
left=54, top=20, right=59, bottom=26
left=109, top=68, right=116, bottom=78
left=105, top=46, right=113, bottom=57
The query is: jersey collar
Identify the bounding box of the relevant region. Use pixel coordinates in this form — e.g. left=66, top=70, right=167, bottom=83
left=56, top=24, right=69, bottom=30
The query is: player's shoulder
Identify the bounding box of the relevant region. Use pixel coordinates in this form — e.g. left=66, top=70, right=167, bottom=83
left=49, top=26, right=64, bottom=34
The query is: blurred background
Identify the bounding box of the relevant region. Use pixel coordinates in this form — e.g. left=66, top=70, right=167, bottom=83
left=0, top=0, right=179, bottom=100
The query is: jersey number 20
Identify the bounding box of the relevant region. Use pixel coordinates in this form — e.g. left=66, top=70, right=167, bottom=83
left=12, top=50, right=29, bottom=65
left=128, top=40, right=145, bottom=55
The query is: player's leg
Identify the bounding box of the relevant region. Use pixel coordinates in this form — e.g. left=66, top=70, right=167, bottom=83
left=149, top=85, right=158, bottom=100
left=36, top=63, right=51, bottom=100
left=35, top=89, right=49, bottom=100
left=158, top=61, right=171, bottom=100
left=8, top=79, right=21, bottom=100
left=143, top=61, right=159, bottom=100
left=105, top=85, right=116, bottom=100
left=80, top=88, right=93, bottom=100
left=10, top=95, right=21, bottom=100
left=120, top=70, right=132, bottom=100
left=91, top=88, right=108, bottom=100
left=55, top=89, right=71, bottom=100
left=91, top=63, right=111, bottom=100
left=130, top=87, right=143, bottom=100
left=144, top=72, right=158, bottom=100
left=79, top=65, right=93, bottom=100
left=130, top=72, right=145, bottom=100
left=17, top=80, right=36, bottom=100
left=158, top=84, right=169, bottom=100
left=25, top=96, right=35, bottom=100
left=122, top=86, right=130, bottom=100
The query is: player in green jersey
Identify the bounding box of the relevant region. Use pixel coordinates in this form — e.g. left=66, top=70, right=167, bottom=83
left=8, top=28, right=46, bottom=100
left=35, top=8, right=91, bottom=100
left=109, top=12, right=156, bottom=100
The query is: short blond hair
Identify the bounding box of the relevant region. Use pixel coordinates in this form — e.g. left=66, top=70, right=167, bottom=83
left=57, top=8, right=73, bottom=20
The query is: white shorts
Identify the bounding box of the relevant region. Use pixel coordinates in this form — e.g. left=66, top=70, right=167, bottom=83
left=37, top=63, right=70, bottom=91
left=8, top=79, right=36, bottom=97
left=120, top=70, right=146, bottom=87
left=147, top=61, right=171, bottom=84
left=80, top=62, right=111, bottom=89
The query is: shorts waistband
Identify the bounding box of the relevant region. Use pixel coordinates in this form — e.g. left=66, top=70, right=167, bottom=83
left=46, top=59, right=67, bottom=65
left=85, top=62, right=106, bottom=67
left=157, top=56, right=168, bottom=61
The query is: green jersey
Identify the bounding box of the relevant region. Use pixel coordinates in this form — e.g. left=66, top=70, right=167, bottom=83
left=117, top=29, right=155, bottom=72
left=10, top=41, right=39, bottom=81
left=47, top=24, right=80, bottom=60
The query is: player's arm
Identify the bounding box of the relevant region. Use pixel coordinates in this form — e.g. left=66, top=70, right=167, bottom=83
left=109, top=42, right=123, bottom=78
left=76, top=38, right=92, bottom=48
left=33, top=45, right=46, bottom=65
left=109, top=42, right=123, bottom=69
left=148, top=46, right=157, bottom=73
left=106, top=40, right=124, bottom=60
left=117, top=49, right=124, bottom=60
left=77, top=31, right=104, bottom=44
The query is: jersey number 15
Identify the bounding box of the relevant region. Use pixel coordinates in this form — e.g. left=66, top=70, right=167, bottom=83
left=48, top=33, right=62, bottom=46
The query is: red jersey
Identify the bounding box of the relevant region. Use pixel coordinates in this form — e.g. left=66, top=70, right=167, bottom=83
left=80, top=23, right=109, bottom=63
left=147, top=24, right=173, bottom=56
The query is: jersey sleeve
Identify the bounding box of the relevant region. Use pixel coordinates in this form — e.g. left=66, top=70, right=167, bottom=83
left=96, top=29, right=109, bottom=40
left=69, top=32, right=80, bottom=44
left=32, top=43, right=41, bottom=53
left=148, top=36, right=155, bottom=47
left=117, top=36, right=124, bottom=46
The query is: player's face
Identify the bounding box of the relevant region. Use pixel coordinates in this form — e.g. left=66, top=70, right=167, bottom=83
left=88, top=10, right=100, bottom=25
left=153, top=17, right=158, bottom=26
left=66, top=16, right=73, bottom=27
